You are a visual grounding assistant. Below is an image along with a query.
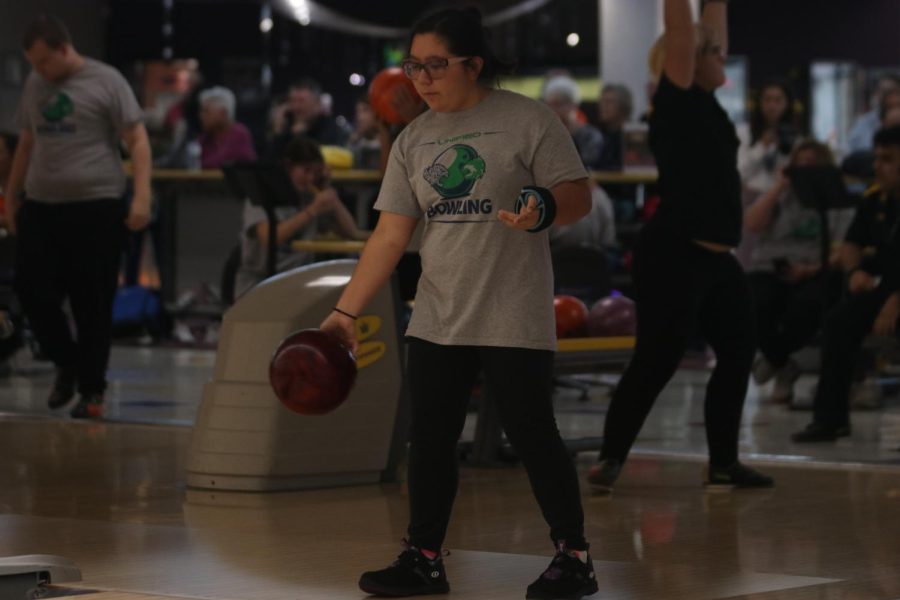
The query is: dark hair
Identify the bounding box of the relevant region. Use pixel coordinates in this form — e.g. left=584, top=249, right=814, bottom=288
left=23, top=14, right=72, bottom=51
left=0, top=132, right=18, bottom=155
left=875, top=73, right=900, bottom=90
left=749, top=81, right=797, bottom=147
left=283, top=136, right=323, bottom=166
left=409, top=7, right=515, bottom=87
left=790, top=139, right=834, bottom=167
left=601, top=83, right=634, bottom=120
left=289, top=78, right=322, bottom=97
left=874, top=124, right=900, bottom=150
left=879, top=89, right=900, bottom=121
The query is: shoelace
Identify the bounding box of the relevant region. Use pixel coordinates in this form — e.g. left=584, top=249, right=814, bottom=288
left=393, top=538, right=450, bottom=567
left=541, top=542, right=581, bottom=580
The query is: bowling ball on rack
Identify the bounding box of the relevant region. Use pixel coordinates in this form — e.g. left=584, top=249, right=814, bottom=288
left=587, top=296, right=637, bottom=337
left=269, top=329, right=357, bottom=415
left=554, top=295, right=589, bottom=338
left=369, top=67, right=421, bottom=124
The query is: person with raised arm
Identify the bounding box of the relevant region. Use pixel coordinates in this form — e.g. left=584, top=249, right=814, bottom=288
left=588, top=0, right=774, bottom=494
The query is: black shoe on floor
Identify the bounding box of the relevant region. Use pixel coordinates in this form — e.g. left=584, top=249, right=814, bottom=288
left=526, top=541, right=598, bottom=600
left=791, top=422, right=851, bottom=443
left=358, top=540, right=449, bottom=597
left=586, top=458, right=623, bottom=495
left=704, top=462, right=774, bottom=491
left=47, top=367, right=77, bottom=410
left=70, top=394, right=104, bottom=419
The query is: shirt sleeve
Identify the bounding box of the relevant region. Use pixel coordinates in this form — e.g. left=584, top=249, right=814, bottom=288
left=737, top=124, right=769, bottom=183
left=530, top=106, right=589, bottom=189
left=373, top=134, right=423, bottom=218
left=107, top=68, right=144, bottom=132
left=844, top=198, right=872, bottom=247
left=14, top=75, right=37, bottom=131
left=242, top=199, right=268, bottom=236
left=881, top=242, right=900, bottom=293
left=652, top=74, right=702, bottom=121
left=846, top=112, right=876, bottom=154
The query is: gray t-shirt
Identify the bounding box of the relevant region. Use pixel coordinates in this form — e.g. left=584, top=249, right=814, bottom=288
left=375, top=90, right=588, bottom=351
left=749, top=190, right=823, bottom=272
left=234, top=198, right=327, bottom=298
left=16, top=58, right=143, bottom=202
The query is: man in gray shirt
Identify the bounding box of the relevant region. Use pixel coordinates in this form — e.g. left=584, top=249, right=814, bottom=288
left=5, top=15, right=152, bottom=419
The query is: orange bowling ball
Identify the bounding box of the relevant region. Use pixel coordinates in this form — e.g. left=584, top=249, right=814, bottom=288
left=554, top=295, right=589, bottom=338
left=269, top=329, right=357, bottom=415
left=368, top=67, right=420, bottom=124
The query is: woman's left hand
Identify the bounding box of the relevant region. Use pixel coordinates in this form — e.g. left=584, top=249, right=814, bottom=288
left=498, top=193, right=540, bottom=231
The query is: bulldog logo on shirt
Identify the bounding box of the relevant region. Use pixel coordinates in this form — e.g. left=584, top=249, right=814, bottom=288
left=41, top=92, right=74, bottom=123
left=423, top=144, right=486, bottom=199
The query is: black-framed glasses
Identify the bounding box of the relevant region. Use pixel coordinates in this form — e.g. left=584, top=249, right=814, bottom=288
left=400, top=56, right=471, bottom=80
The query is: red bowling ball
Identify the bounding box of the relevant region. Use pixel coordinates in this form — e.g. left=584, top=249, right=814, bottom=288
left=588, top=296, right=637, bottom=337
left=269, top=329, right=357, bottom=415
left=554, top=295, right=589, bottom=338
left=368, top=67, right=421, bottom=124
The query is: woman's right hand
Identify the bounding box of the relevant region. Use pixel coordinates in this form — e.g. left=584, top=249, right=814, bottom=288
left=320, top=310, right=358, bottom=355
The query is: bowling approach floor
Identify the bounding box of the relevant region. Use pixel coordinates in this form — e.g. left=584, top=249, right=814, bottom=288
left=1, top=347, right=899, bottom=599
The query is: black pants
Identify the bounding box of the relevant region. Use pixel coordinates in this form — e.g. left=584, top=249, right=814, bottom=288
left=406, top=337, right=585, bottom=552
left=601, top=225, right=755, bottom=467
left=813, top=286, right=897, bottom=428
left=747, top=272, right=829, bottom=369
left=15, top=199, right=126, bottom=395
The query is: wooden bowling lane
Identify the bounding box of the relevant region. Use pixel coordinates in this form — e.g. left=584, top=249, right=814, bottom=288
left=51, top=592, right=197, bottom=599
left=2, top=407, right=900, bottom=599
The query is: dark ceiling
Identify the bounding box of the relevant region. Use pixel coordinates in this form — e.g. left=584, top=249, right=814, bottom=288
left=105, top=0, right=598, bottom=118
left=313, top=0, right=541, bottom=28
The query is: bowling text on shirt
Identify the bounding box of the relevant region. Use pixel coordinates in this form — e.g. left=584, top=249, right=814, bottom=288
left=426, top=198, right=493, bottom=219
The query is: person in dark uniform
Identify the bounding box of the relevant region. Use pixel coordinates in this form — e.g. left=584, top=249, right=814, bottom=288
left=588, top=0, right=773, bottom=493
left=793, top=125, right=900, bottom=442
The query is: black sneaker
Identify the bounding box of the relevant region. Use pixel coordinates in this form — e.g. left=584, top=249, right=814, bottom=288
left=791, top=422, right=851, bottom=443
left=526, top=541, right=598, bottom=600
left=358, top=540, right=449, bottom=597
left=586, top=458, right=622, bottom=495
left=70, top=394, right=104, bottom=419
left=47, top=367, right=76, bottom=409
left=704, top=462, right=774, bottom=491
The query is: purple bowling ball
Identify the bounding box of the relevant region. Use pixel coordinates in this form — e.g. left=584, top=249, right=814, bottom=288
left=588, top=296, right=637, bottom=337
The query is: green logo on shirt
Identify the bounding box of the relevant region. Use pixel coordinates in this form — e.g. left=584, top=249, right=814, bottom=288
left=41, top=92, right=74, bottom=123
left=792, top=217, right=821, bottom=240
left=423, top=144, right=486, bottom=199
